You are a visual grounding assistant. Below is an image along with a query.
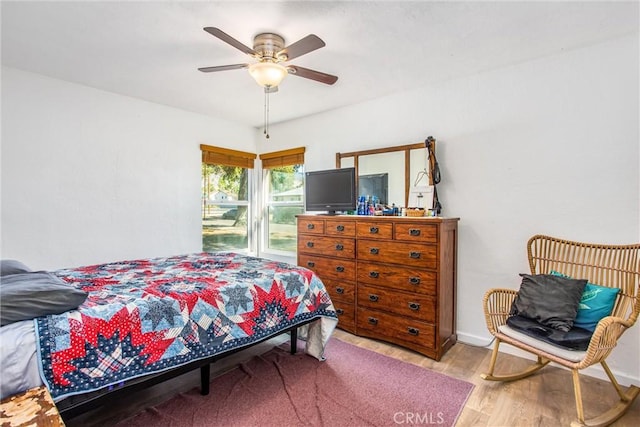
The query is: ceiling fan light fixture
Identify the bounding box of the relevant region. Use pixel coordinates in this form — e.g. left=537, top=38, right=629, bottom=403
left=248, top=62, right=287, bottom=88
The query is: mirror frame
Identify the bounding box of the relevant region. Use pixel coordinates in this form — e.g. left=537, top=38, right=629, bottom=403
left=336, top=141, right=434, bottom=208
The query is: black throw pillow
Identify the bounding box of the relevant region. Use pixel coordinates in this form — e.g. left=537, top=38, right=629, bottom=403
left=510, top=273, right=587, bottom=332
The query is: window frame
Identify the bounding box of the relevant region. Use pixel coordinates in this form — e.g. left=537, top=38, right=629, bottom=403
left=259, top=147, right=305, bottom=257
left=201, top=144, right=257, bottom=254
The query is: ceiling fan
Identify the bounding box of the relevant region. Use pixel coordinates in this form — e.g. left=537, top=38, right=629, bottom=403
left=198, top=27, right=338, bottom=91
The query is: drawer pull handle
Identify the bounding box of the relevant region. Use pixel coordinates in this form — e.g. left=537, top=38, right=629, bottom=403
left=336, top=266, right=345, bottom=273
left=335, top=287, right=344, bottom=294
left=370, top=248, right=379, bottom=255
left=368, top=317, right=378, bottom=325
left=336, top=309, right=344, bottom=315
left=409, top=251, right=421, bottom=259
left=335, top=244, right=344, bottom=251
left=368, top=294, right=379, bottom=302
left=407, top=327, right=420, bottom=336
left=409, top=277, right=421, bottom=285
left=409, top=229, right=421, bottom=236
left=306, top=242, right=314, bottom=248
left=307, top=223, right=315, bottom=229
left=369, top=271, right=379, bottom=278
left=306, top=261, right=315, bottom=268
left=369, top=227, right=379, bottom=234
left=336, top=225, right=345, bottom=232
left=408, top=302, right=421, bottom=311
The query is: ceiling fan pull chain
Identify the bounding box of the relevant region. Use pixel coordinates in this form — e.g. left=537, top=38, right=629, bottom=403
left=264, top=88, right=270, bottom=139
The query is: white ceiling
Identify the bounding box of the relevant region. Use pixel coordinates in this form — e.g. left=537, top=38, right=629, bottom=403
left=2, top=1, right=638, bottom=128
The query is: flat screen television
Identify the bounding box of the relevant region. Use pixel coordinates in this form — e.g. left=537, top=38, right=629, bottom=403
left=304, top=167, right=356, bottom=215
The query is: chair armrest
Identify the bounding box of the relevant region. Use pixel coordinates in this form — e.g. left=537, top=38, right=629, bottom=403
left=483, top=288, right=518, bottom=336
left=578, top=315, right=633, bottom=369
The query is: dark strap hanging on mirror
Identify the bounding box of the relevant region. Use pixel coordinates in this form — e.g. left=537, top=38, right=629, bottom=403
left=425, top=136, right=442, bottom=214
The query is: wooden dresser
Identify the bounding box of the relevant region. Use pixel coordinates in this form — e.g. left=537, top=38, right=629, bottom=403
left=297, top=214, right=459, bottom=361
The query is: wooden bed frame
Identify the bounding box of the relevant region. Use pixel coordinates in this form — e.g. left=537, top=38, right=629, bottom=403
left=56, top=320, right=311, bottom=419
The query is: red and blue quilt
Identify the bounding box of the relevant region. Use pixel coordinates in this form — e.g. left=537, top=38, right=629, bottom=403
left=35, top=252, right=337, bottom=400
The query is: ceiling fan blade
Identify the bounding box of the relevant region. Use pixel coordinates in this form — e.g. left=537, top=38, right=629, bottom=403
left=277, top=34, right=325, bottom=61
left=203, top=27, right=257, bottom=56
left=287, top=65, right=338, bottom=85
left=198, top=63, right=248, bottom=73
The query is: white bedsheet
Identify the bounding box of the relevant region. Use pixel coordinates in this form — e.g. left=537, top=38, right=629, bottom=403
left=0, top=319, right=43, bottom=399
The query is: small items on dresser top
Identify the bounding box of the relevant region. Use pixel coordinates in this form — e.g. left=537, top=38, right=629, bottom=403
left=0, top=386, right=65, bottom=427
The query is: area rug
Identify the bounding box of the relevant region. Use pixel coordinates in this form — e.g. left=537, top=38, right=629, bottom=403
left=118, top=338, right=474, bottom=427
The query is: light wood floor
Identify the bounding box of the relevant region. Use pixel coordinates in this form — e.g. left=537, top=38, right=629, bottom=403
left=66, top=329, right=639, bottom=427
left=332, top=329, right=640, bottom=427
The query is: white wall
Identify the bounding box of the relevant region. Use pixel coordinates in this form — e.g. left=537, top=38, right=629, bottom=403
left=1, top=67, right=255, bottom=270
left=2, top=33, right=638, bottom=384
left=259, top=35, right=640, bottom=383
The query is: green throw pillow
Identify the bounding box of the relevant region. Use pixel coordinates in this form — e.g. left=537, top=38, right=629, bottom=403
left=550, top=270, right=620, bottom=332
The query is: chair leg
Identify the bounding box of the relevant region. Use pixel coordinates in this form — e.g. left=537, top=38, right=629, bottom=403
left=571, top=369, right=585, bottom=425
left=601, top=360, right=632, bottom=401
left=480, top=338, right=550, bottom=382
left=569, top=362, right=640, bottom=427
left=480, top=338, right=501, bottom=378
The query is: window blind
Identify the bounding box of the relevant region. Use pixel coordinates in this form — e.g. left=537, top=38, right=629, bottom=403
left=200, top=144, right=256, bottom=168
left=259, top=147, right=305, bottom=169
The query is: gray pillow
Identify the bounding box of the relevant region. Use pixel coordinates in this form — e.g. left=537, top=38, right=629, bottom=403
left=0, top=272, right=88, bottom=326
left=0, top=260, right=32, bottom=276
left=510, top=274, right=587, bottom=332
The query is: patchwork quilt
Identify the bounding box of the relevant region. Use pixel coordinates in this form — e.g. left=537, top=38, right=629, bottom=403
left=35, top=253, right=337, bottom=400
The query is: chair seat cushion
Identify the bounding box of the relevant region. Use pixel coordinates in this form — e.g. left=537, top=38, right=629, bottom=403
left=506, top=315, right=592, bottom=351
left=498, top=324, right=587, bottom=363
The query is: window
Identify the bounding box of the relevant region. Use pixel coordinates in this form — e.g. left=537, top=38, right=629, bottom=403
left=259, top=148, right=305, bottom=254
left=201, top=145, right=256, bottom=252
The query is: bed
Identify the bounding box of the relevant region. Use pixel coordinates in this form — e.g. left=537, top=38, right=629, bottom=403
left=0, top=252, right=338, bottom=417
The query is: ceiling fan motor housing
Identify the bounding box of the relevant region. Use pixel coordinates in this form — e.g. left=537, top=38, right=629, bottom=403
left=253, top=33, right=286, bottom=61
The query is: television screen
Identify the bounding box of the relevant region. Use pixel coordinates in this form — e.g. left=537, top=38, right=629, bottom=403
left=305, top=167, right=356, bottom=214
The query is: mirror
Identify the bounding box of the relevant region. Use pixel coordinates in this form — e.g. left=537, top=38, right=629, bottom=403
left=358, top=151, right=403, bottom=206
left=336, top=141, right=433, bottom=208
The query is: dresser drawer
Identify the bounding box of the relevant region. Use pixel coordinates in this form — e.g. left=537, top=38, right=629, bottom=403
left=356, top=221, right=393, bottom=239
left=394, top=222, right=438, bottom=243
left=357, top=240, right=437, bottom=269
left=297, top=235, right=355, bottom=259
left=357, top=307, right=435, bottom=350
left=358, top=284, right=435, bottom=322
left=334, top=303, right=355, bottom=333
left=297, top=218, right=325, bottom=234
left=357, top=261, right=436, bottom=295
left=321, top=278, right=355, bottom=304
left=325, top=219, right=356, bottom=236
left=298, top=255, right=356, bottom=281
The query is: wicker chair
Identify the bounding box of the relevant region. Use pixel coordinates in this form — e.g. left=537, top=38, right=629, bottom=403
left=481, top=234, right=640, bottom=427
